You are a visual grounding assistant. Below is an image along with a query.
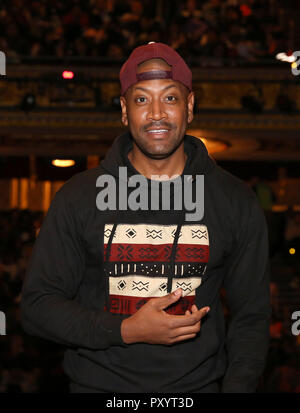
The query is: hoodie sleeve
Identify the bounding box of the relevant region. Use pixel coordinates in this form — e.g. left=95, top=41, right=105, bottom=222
left=21, top=188, right=127, bottom=350
left=221, top=189, right=271, bottom=393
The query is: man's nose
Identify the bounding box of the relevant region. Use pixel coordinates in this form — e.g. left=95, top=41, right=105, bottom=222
left=147, top=99, right=167, bottom=121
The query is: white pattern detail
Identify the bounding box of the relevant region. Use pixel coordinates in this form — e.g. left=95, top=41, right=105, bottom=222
left=132, top=280, right=149, bottom=291
left=109, top=275, right=202, bottom=297
left=104, top=224, right=209, bottom=245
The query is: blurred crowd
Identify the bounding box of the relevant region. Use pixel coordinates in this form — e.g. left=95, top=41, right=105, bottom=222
left=0, top=209, right=68, bottom=392
left=0, top=0, right=290, bottom=64
left=0, top=187, right=299, bottom=391
left=249, top=176, right=300, bottom=392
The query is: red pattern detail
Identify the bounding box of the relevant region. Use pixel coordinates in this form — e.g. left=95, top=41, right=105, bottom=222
left=108, top=294, right=196, bottom=315
left=104, top=243, right=209, bottom=262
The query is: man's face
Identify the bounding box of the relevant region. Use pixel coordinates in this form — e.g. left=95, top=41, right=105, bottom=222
left=120, top=59, right=194, bottom=160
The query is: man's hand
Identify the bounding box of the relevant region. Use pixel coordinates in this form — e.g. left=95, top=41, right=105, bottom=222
left=121, top=288, right=210, bottom=345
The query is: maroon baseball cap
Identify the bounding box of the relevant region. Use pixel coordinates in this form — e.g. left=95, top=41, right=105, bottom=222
left=119, top=42, right=192, bottom=95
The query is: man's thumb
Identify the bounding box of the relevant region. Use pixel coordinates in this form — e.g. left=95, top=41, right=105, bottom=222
left=156, top=288, right=182, bottom=310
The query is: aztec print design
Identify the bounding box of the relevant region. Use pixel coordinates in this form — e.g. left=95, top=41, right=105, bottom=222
left=103, top=224, right=209, bottom=315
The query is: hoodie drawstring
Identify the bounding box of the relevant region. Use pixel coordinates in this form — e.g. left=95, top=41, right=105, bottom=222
left=105, top=222, right=118, bottom=311
left=167, top=175, right=195, bottom=293
left=167, top=213, right=185, bottom=293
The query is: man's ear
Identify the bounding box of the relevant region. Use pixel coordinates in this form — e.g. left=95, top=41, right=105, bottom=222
left=187, top=91, right=195, bottom=124
left=120, top=96, right=128, bottom=126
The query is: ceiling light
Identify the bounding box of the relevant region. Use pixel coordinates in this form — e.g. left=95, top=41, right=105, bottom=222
left=276, top=52, right=296, bottom=63
left=52, top=159, right=75, bottom=167
left=187, top=130, right=228, bottom=154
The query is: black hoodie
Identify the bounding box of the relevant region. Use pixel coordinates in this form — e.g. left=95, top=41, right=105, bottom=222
left=21, top=132, right=271, bottom=393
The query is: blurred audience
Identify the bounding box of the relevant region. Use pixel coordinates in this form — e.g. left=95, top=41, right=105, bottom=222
left=0, top=209, right=68, bottom=393
left=0, top=0, right=289, bottom=64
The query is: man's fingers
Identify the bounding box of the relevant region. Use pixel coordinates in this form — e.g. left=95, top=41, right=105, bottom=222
left=168, top=306, right=210, bottom=327
left=191, top=305, right=198, bottom=313
left=185, top=305, right=199, bottom=315
left=185, top=305, right=199, bottom=316
left=153, top=288, right=182, bottom=310
left=198, top=306, right=210, bottom=318
left=169, top=308, right=210, bottom=342
left=170, top=323, right=201, bottom=338
left=171, top=333, right=197, bottom=343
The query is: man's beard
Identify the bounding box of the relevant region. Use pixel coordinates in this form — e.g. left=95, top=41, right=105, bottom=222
left=130, top=121, right=186, bottom=160
left=130, top=133, right=185, bottom=160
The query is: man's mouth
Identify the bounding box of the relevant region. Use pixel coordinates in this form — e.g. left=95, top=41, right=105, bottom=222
left=147, top=129, right=169, bottom=134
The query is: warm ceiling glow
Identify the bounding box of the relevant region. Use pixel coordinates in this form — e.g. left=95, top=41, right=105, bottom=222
left=289, top=248, right=296, bottom=255
left=187, top=130, right=228, bottom=154
left=52, top=159, right=75, bottom=167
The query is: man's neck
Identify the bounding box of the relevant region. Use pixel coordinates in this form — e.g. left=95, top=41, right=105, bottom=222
left=127, top=147, right=187, bottom=180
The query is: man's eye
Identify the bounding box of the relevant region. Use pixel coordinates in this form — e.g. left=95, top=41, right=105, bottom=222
left=166, top=95, right=177, bottom=102
left=136, top=97, right=147, bottom=103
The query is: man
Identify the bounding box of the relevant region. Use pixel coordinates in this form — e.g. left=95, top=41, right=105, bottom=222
left=21, top=42, right=271, bottom=393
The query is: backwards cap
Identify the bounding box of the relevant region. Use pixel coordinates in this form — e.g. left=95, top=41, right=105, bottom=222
left=119, top=42, right=192, bottom=95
